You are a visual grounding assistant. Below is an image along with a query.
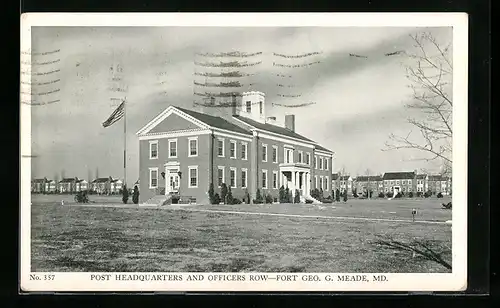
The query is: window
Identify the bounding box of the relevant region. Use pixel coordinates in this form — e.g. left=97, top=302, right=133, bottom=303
left=272, top=171, right=278, bottom=189
left=385, top=187, right=389, bottom=192
left=325, top=176, right=329, bottom=191
left=188, top=137, right=198, bottom=157
left=149, top=168, right=158, bottom=188
left=241, top=142, right=248, bottom=160
left=402, top=187, right=406, bottom=192
left=306, top=153, right=311, bottom=165
left=390, top=180, right=394, bottom=185
left=324, top=158, right=329, bottom=171
left=259, top=101, right=263, bottom=114
left=402, top=180, right=406, bottom=185
left=272, top=146, right=278, bottom=163
left=241, top=168, right=248, bottom=188
left=298, top=151, right=303, bottom=163
left=396, top=180, right=400, bottom=185
left=408, top=187, right=412, bottom=192
left=230, top=140, right=237, bottom=159
left=188, top=166, right=198, bottom=188
left=320, top=176, right=324, bottom=190
left=230, top=168, right=237, bottom=188
left=168, top=139, right=177, bottom=158
left=314, top=156, right=317, bottom=169
left=246, top=101, right=251, bottom=112
left=319, top=157, right=323, bottom=170
left=149, top=141, right=158, bottom=159
left=285, top=148, right=293, bottom=163
left=217, top=138, right=225, bottom=157
left=384, top=180, right=388, bottom=185
left=262, top=170, right=268, bottom=189
left=217, top=166, right=225, bottom=187
left=315, top=176, right=318, bottom=189
left=262, top=144, right=268, bottom=162
left=408, top=180, right=412, bottom=185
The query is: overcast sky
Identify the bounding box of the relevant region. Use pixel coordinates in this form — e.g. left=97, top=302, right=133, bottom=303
left=27, top=26, right=452, bottom=184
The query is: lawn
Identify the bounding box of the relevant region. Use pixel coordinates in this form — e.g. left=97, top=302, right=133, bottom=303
left=30, top=197, right=452, bottom=273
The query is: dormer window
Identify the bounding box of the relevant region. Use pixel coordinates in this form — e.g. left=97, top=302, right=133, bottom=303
left=246, top=101, right=251, bottom=112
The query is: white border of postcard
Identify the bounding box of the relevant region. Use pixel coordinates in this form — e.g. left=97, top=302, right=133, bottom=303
left=20, top=12, right=468, bottom=292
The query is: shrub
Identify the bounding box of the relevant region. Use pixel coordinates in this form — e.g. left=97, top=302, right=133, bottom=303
left=353, top=192, right=359, bottom=198
left=294, top=189, right=300, bottom=203
left=232, top=198, right=242, bottom=204
left=378, top=192, right=385, bottom=198
left=408, top=191, right=414, bottom=198
left=394, top=192, right=402, bottom=198
left=254, top=189, right=263, bottom=204
left=220, top=183, right=228, bottom=204
left=311, top=188, right=320, bottom=200
left=400, top=191, right=405, bottom=197
left=437, top=192, right=443, bottom=198
left=279, top=186, right=285, bottom=203
left=122, top=185, right=129, bottom=204
left=213, top=193, right=221, bottom=204
left=244, top=189, right=250, bottom=204
left=416, top=191, right=423, bottom=197
left=132, top=186, right=139, bottom=204
left=208, top=183, right=216, bottom=204
left=226, top=186, right=234, bottom=205
left=343, top=191, right=348, bottom=202
left=335, top=189, right=341, bottom=202
left=285, top=187, right=291, bottom=203
left=386, top=192, right=393, bottom=198
left=265, top=194, right=274, bottom=204
left=424, top=191, right=431, bottom=198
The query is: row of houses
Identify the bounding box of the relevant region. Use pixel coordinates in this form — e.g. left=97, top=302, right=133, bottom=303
left=332, top=171, right=452, bottom=196
left=31, top=177, right=127, bottom=194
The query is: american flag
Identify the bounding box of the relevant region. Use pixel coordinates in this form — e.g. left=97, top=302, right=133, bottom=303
left=102, top=101, right=125, bottom=127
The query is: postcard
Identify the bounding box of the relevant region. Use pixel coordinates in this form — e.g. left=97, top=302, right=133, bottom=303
left=20, top=12, right=468, bottom=292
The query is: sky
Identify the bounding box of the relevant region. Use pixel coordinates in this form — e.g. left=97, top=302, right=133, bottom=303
left=27, top=26, right=453, bottom=185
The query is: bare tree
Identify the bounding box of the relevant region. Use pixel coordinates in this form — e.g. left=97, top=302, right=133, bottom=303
left=384, top=32, right=452, bottom=168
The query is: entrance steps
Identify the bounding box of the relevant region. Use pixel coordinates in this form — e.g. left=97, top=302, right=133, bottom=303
left=143, top=194, right=172, bottom=206
left=302, top=194, right=322, bottom=204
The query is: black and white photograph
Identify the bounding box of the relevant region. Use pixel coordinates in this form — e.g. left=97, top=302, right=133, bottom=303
left=20, top=13, right=468, bottom=292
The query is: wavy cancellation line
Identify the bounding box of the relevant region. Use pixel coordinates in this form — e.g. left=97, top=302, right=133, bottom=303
left=21, top=49, right=61, bottom=56
left=194, top=71, right=256, bottom=78
left=272, top=102, right=316, bottom=108
left=193, top=81, right=257, bottom=88
left=194, top=61, right=262, bottom=68
left=273, top=51, right=323, bottom=58
left=195, top=51, right=263, bottom=58
left=273, top=61, right=321, bottom=68
left=194, top=91, right=243, bottom=97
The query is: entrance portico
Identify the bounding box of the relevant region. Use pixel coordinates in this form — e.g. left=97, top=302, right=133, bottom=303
left=279, top=163, right=311, bottom=199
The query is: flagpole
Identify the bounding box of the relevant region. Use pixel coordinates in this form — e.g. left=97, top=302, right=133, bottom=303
left=123, top=98, right=127, bottom=190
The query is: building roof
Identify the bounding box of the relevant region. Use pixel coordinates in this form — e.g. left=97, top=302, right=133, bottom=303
left=383, top=172, right=415, bottom=180
left=339, top=175, right=351, bottom=181
left=92, top=177, right=111, bottom=183
left=314, top=144, right=334, bottom=153
left=32, top=178, right=47, bottom=183
left=416, top=174, right=428, bottom=179
left=356, top=175, right=383, bottom=182
left=233, top=115, right=315, bottom=143
left=332, top=173, right=339, bottom=180
left=59, top=178, right=77, bottom=183
left=428, top=175, right=449, bottom=181
left=175, top=106, right=252, bottom=135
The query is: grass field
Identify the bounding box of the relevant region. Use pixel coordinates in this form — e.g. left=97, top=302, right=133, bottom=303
left=30, top=194, right=452, bottom=273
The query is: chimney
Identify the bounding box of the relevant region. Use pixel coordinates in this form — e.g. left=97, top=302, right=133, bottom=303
left=231, top=94, right=237, bottom=116
left=285, top=114, right=295, bottom=132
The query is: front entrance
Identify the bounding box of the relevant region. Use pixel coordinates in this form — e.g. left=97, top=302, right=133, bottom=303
left=168, top=173, right=180, bottom=194
left=164, top=161, right=181, bottom=196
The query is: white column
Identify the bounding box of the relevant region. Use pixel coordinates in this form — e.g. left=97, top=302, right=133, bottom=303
left=301, top=172, right=305, bottom=193
left=306, top=172, right=310, bottom=195
left=295, top=172, right=300, bottom=194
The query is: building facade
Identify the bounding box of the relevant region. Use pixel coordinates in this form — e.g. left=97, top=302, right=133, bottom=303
left=354, top=175, right=383, bottom=196
left=338, top=175, right=353, bottom=195
left=382, top=172, right=416, bottom=195
left=427, top=175, right=451, bottom=195
left=136, top=91, right=334, bottom=204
